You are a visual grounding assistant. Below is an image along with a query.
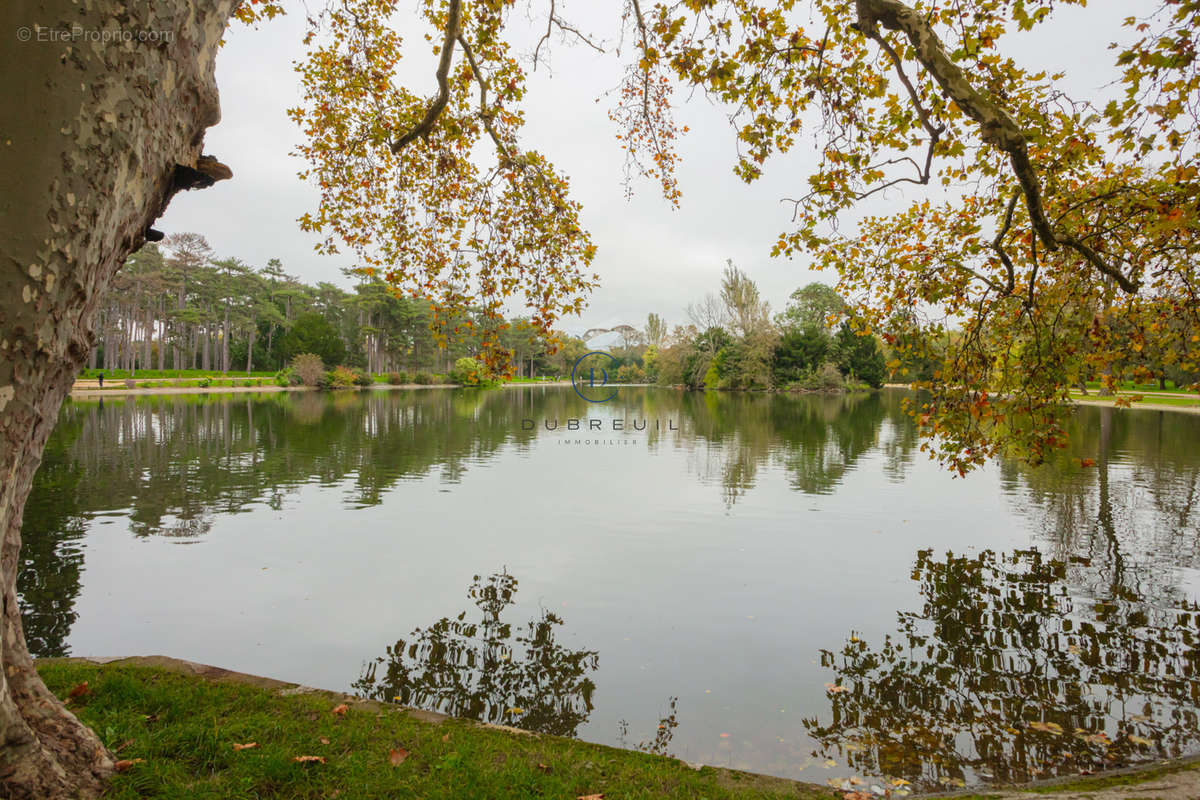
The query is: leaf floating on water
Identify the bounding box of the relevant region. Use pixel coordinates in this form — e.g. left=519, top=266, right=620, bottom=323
left=330, top=703, right=349, bottom=716
left=1129, top=734, right=1154, bottom=746
left=719, top=733, right=731, bottom=739
left=293, top=755, right=326, bottom=764
left=506, top=707, right=524, bottom=715
left=113, top=759, right=145, bottom=772
left=1028, top=720, right=1064, bottom=736
left=389, top=747, right=409, bottom=766
left=232, top=742, right=258, bottom=751
left=824, top=758, right=837, bottom=768
left=825, top=682, right=849, bottom=694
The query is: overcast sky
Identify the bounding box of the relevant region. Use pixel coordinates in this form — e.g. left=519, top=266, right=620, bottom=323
left=164, top=1, right=1128, bottom=337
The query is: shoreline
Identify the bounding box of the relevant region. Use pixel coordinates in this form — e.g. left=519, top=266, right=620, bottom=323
left=35, top=656, right=1200, bottom=800
left=66, top=382, right=1200, bottom=416
left=68, top=381, right=575, bottom=398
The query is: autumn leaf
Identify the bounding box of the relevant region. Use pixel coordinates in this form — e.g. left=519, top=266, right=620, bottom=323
left=389, top=747, right=409, bottom=766
left=67, top=681, right=90, bottom=701
left=330, top=703, right=349, bottom=716
left=577, top=795, right=605, bottom=800
left=232, top=742, right=258, bottom=751
left=1028, top=720, right=1064, bottom=736
left=113, top=759, right=145, bottom=772
left=320, top=737, right=331, bottom=745
left=536, top=763, right=552, bottom=773
left=441, top=733, right=451, bottom=743
left=293, top=755, right=326, bottom=764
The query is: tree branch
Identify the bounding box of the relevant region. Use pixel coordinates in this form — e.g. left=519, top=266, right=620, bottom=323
left=390, top=0, right=462, bottom=154
left=854, top=0, right=1141, bottom=294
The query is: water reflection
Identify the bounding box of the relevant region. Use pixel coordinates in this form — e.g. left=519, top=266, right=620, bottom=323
left=353, top=571, right=598, bottom=737
left=807, top=547, right=1200, bottom=791
left=17, top=388, right=1200, bottom=788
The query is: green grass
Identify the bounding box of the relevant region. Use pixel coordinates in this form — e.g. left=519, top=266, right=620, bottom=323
left=38, top=661, right=831, bottom=800
left=1081, top=379, right=1198, bottom=392
left=1070, top=390, right=1200, bottom=409
left=79, top=369, right=277, bottom=380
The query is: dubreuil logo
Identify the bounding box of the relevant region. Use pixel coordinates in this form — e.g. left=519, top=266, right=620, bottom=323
left=571, top=351, right=617, bottom=403
left=520, top=418, right=678, bottom=432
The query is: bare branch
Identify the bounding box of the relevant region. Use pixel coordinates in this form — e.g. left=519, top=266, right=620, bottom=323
left=992, top=188, right=1019, bottom=295
left=534, top=0, right=604, bottom=68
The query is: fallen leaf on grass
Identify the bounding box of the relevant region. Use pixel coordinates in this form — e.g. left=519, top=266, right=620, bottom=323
left=536, top=763, right=551, bottom=773
left=330, top=703, right=349, bottom=716
left=113, top=739, right=134, bottom=753
left=441, top=733, right=451, bottom=743
left=232, top=742, right=258, bottom=751
left=577, top=795, right=605, bottom=800
left=319, top=737, right=330, bottom=745
left=113, top=759, right=145, bottom=772
left=293, top=755, right=326, bottom=764
left=389, top=748, right=409, bottom=766
left=67, top=682, right=90, bottom=701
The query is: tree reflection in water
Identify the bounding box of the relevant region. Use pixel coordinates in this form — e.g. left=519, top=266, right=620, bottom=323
left=806, top=548, right=1200, bottom=792
left=353, top=571, right=599, bottom=737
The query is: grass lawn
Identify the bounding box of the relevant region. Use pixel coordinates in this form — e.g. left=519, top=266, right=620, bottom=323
left=79, top=369, right=278, bottom=380
left=38, top=660, right=833, bottom=800
left=1069, top=390, right=1200, bottom=409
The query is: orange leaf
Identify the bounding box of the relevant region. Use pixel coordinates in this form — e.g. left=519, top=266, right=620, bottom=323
left=113, top=759, right=145, bottom=772
left=320, top=737, right=331, bottom=745
left=537, top=763, right=552, bottom=773
left=441, top=733, right=451, bottom=743
left=577, top=795, right=605, bottom=800
left=389, top=747, right=409, bottom=766
left=293, top=755, right=326, bottom=764
left=331, top=703, right=349, bottom=716
left=68, top=681, right=90, bottom=700
left=232, top=742, right=258, bottom=751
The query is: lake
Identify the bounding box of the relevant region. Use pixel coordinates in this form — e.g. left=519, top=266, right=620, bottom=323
left=20, top=387, right=1200, bottom=792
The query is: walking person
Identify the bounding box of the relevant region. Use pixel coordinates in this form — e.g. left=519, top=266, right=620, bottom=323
left=97, top=372, right=103, bottom=388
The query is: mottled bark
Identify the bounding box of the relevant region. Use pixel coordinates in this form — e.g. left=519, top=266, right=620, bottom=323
left=0, top=0, right=237, bottom=796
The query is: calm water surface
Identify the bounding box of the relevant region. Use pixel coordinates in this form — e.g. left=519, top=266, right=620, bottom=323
left=20, top=387, right=1200, bottom=792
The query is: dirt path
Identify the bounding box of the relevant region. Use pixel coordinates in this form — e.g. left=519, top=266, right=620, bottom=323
left=976, top=765, right=1200, bottom=800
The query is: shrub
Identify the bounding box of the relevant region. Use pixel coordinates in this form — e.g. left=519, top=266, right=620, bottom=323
left=413, top=372, right=433, bottom=385
left=817, top=362, right=844, bottom=390
left=352, top=369, right=373, bottom=387
left=450, top=357, right=483, bottom=386
left=387, top=371, right=408, bottom=385
left=326, top=365, right=357, bottom=388
left=198, top=377, right=212, bottom=388
left=291, top=353, right=326, bottom=386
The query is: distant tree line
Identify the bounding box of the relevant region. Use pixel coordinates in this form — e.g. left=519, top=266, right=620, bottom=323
left=591, top=263, right=889, bottom=392
left=89, top=234, right=588, bottom=378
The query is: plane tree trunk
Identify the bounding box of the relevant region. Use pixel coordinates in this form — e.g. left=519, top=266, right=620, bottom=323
left=0, top=1, right=236, bottom=796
